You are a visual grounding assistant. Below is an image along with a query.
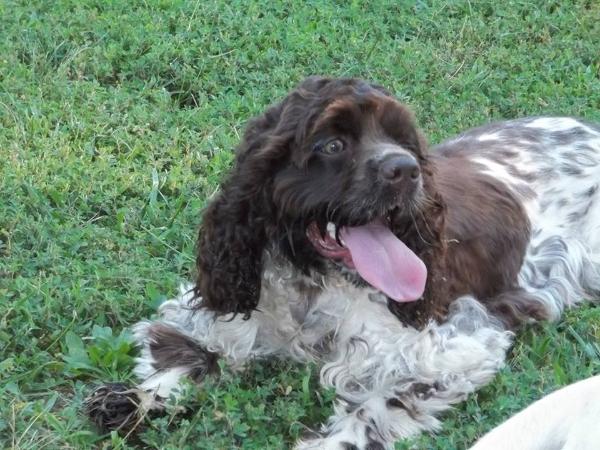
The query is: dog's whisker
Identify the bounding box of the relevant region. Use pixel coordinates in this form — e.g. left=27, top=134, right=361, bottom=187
left=409, top=207, right=433, bottom=246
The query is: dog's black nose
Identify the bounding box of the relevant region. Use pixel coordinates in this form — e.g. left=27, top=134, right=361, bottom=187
left=380, top=154, right=420, bottom=184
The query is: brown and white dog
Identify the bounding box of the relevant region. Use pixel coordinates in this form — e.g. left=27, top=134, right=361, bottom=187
left=86, top=77, right=600, bottom=449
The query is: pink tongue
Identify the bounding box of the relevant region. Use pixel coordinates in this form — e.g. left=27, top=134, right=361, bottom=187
left=340, top=221, right=427, bottom=302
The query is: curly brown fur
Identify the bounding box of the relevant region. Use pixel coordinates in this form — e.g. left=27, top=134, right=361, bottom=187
left=148, top=323, right=219, bottom=381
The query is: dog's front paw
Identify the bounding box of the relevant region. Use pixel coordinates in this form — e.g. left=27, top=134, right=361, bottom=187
left=84, top=382, right=164, bottom=434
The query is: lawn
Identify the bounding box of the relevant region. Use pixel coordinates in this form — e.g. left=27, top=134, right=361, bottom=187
left=1, top=0, right=599, bottom=448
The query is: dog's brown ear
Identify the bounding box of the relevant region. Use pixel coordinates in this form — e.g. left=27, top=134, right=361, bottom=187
left=194, top=183, right=267, bottom=317
left=193, top=95, right=291, bottom=317
left=193, top=76, right=345, bottom=316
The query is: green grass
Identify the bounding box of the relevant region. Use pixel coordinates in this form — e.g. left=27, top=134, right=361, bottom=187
left=1, top=0, right=599, bottom=448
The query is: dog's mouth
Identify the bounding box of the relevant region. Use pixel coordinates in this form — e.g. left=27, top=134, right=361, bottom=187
left=306, top=218, right=426, bottom=302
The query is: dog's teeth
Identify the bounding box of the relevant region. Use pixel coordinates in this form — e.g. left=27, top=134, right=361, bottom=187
left=327, top=222, right=336, bottom=239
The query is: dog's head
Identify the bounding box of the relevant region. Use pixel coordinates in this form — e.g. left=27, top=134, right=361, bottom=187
left=195, top=77, right=443, bottom=316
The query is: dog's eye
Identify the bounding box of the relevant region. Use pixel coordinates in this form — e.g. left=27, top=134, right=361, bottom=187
left=320, top=139, right=345, bottom=155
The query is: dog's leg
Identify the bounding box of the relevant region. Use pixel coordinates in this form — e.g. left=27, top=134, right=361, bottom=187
left=296, top=296, right=512, bottom=450
left=86, top=284, right=268, bottom=434
left=85, top=318, right=218, bottom=434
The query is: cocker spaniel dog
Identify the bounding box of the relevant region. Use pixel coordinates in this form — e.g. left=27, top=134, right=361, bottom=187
left=86, top=77, right=600, bottom=449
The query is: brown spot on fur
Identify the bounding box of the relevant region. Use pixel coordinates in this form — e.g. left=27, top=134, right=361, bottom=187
left=567, top=201, right=594, bottom=224
left=386, top=397, right=418, bottom=420
left=551, top=128, right=590, bottom=145
left=486, top=288, right=550, bottom=329
left=486, top=151, right=537, bottom=184
left=289, top=279, right=322, bottom=322
left=149, top=324, right=218, bottom=381
left=434, top=154, right=532, bottom=325
left=560, top=163, right=583, bottom=176
left=411, top=382, right=440, bottom=399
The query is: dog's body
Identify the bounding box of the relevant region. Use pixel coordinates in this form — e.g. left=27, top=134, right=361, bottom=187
left=87, top=78, right=600, bottom=449
left=433, top=117, right=600, bottom=325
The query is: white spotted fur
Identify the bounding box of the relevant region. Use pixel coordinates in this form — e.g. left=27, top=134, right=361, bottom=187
left=467, top=117, right=600, bottom=319
left=131, top=117, right=600, bottom=449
